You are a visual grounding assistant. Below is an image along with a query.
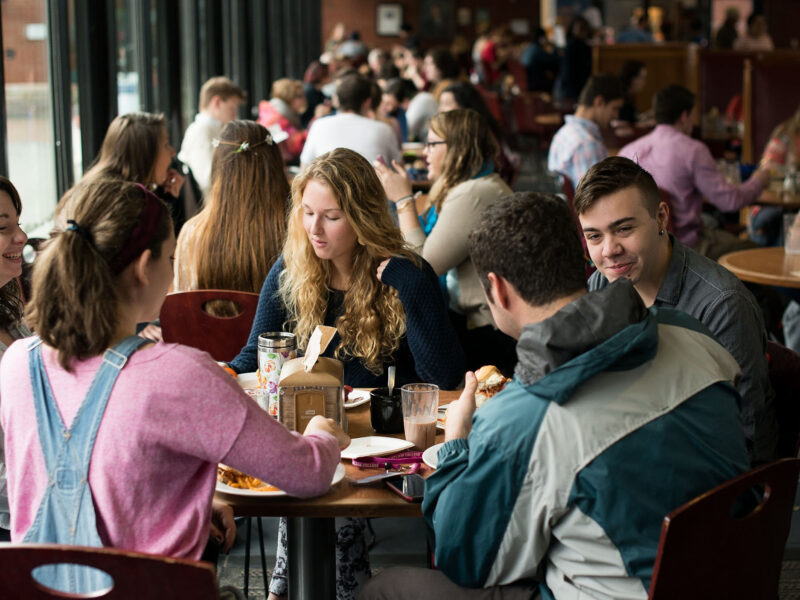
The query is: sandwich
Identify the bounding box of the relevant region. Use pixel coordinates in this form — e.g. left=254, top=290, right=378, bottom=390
left=474, top=365, right=510, bottom=407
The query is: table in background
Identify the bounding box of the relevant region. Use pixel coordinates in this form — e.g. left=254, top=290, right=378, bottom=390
left=719, top=247, right=800, bottom=288
left=215, top=390, right=459, bottom=600
left=757, top=187, right=800, bottom=211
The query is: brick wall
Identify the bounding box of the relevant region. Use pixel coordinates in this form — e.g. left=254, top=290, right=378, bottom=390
left=2, top=0, right=49, bottom=83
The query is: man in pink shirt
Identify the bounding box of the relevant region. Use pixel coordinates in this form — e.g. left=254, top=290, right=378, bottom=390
left=618, top=85, right=772, bottom=260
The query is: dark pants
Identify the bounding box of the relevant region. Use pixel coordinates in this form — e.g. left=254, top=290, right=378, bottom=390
left=358, top=567, right=539, bottom=600
left=449, top=311, right=518, bottom=377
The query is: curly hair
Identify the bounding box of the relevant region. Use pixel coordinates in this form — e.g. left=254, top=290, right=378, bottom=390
left=427, top=109, right=498, bottom=213
left=279, top=148, right=418, bottom=373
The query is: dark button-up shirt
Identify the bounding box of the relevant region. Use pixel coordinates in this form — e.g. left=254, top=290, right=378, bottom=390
left=588, top=236, right=776, bottom=463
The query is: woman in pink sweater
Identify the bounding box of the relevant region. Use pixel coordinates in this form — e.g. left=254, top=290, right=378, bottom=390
left=0, top=179, right=348, bottom=592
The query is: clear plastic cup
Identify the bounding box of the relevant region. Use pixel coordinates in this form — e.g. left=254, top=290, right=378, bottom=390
left=401, top=383, right=439, bottom=450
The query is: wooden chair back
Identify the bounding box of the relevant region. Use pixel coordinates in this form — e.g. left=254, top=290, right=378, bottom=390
left=0, top=543, right=218, bottom=599
left=160, top=289, right=259, bottom=362
left=767, top=340, right=800, bottom=457
left=742, top=52, right=800, bottom=162
left=648, top=458, right=800, bottom=599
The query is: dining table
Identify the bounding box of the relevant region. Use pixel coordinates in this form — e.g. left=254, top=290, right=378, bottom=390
left=215, top=389, right=460, bottom=600
left=718, top=246, right=800, bottom=288
left=756, top=185, right=800, bottom=210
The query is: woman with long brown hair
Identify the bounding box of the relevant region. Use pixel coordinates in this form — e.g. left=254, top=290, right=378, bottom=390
left=0, top=176, right=29, bottom=543
left=174, top=120, right=289, bottom=298
left=228, top=147, right=464, bottom=600
left=62, top=112, right=187, bottom=233
left=375, top=108, right=516, bottom=373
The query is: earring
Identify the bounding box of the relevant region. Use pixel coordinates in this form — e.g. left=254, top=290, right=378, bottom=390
left=659, top=229, right=665, bottom=236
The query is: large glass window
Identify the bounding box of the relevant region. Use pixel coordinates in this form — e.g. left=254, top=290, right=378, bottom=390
left=116, top=0, right=140, bottom=114
left=68, top=0, right=82, bottom=181
left=2, top=0, right=58, bottom=232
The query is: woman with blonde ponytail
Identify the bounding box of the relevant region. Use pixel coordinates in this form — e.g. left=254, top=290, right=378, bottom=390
left=228, top=148, right=464, bottom=600
left=0, top=179, right=347, bottom=596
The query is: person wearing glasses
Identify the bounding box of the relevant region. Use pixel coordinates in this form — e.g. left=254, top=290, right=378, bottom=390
left=375, top=109, right=516, bottom=373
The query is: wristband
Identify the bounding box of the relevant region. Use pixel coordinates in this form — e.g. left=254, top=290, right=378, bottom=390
left=393, top=194, right=415, bottom=205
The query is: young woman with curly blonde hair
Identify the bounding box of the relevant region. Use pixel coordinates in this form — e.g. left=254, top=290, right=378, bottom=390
left=228, top=147, right=464, bottom=600
left=229, top=146, right=463, bottom=387
left=375, top=108, right=516, bottom=373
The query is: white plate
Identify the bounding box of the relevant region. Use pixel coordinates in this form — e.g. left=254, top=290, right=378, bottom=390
left=403, top=142, right=424, bottom=151
left=216, top=463, right=346, bottom=497
left=237, top=371, right=259, bottom=389
left=436, top=403, right=450, bottom=430
left=422, top=442, right=445, bottom=469
left=340, top=436, right=415, bottom=460
left=344, top=389, right=371, bottom=409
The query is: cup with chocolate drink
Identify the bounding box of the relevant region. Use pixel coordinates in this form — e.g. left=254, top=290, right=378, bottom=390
left=400, top=383, right=439, bottom=450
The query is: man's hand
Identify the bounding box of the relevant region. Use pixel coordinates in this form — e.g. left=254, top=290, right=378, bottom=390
left=445, top=372, right=477, bottom=442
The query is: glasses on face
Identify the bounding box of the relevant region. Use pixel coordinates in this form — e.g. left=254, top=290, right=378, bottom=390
left=423, top=140, right=446, bottom=151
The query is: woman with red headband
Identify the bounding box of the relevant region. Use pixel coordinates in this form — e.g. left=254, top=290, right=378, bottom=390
left=0, top=179, right=349, bottom=596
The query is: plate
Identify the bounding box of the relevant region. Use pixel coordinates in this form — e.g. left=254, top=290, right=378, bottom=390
left=340, top=436, right=414, bottom=460
left=344, top=389, right=371, bottom=409
left=216, top=463, right=346, bottom=497
left=422, top=442, right=445, bottom=469
left=237, top=371, right=259, bottom=389
left=436, top=403, right=450, bottom=430
left=403, top=142, right=424, bottom=151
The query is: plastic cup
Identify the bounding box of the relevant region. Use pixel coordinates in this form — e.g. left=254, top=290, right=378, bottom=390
left=401, top=383, right=439, bottom=450
left=784, top=213, right=800, bottom=255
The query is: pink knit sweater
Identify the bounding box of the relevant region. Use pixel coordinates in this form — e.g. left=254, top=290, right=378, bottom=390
left=0, top=340, right=339, bottom=559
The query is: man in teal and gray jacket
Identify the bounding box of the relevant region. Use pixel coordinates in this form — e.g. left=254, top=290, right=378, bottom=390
left=360, top=192, right=749, bottom=600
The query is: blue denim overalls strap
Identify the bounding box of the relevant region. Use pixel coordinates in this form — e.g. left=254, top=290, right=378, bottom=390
left=22, top=335, right=149, bottom=594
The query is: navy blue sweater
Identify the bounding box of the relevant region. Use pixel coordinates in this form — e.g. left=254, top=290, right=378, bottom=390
left=229, top=255, right=465, bottom=389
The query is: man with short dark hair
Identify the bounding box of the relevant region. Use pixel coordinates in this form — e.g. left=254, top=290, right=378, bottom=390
left=300, top=73, right=401, bottom=167
left=547, top=74, right=625, bottom=188
left=178, top=76, right=245, bottom=195
left=576, top=156, right=776, bottom=464
left=618, top=84, right=772, bottom=259
left=359, top=191, right=749, bottom=600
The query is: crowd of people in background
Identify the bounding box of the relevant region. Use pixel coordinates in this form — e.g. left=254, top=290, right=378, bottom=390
left=2, top=7, right=800, bottom=600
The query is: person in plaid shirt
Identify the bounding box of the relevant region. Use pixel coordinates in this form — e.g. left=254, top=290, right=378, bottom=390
left=548, top=75, right=624, bottom=189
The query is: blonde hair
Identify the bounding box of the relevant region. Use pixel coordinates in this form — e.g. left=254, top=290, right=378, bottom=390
left=271, top=78, right=304, bottom=104
left=199, top=76, right=245, bottom=110
left=427, top=109, right=498, bottom=212
left=28, top=179, right=172, bottom=370
left=190, top=120, right=289, bottom=293
left=279, top=148, right=417, bottom=373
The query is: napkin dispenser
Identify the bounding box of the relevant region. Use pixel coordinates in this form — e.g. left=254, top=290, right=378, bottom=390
left=277, top=326, right=346, bottom=432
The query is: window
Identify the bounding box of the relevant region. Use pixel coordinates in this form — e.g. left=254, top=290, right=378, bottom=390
left=2, top=0, right=58, bottom=231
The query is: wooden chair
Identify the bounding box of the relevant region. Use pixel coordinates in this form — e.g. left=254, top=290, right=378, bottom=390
left=159, top=289, right=259, bottom=362
left=648, top=458, right=800, bottom=599
left=0, top=543, right=218, bottom=599
left=767, top=340, right=800, bottom=458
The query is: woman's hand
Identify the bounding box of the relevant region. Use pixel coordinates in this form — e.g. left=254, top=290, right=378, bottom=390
left=138, top=323, right=163, bottom=342
left=374, top=158, right=413, bottom=203
left=162, top=168, right=185, bottom=198
left=376, top=258, right=391, bottom=282
left=210, top=499, right=237, bottom=553
left=304, top=415, right=351, bottom=450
